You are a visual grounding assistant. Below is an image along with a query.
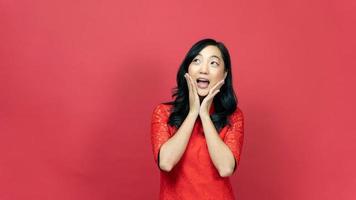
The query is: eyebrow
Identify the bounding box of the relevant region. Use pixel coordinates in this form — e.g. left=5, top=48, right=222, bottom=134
left=197, top=53, right=221, bottom=61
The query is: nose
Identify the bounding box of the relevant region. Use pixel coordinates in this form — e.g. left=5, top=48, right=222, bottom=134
left=199, top=62, right=209, bottom=74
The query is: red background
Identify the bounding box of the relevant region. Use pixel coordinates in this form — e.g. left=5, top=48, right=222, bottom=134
left=1, top=0, right=355, bottom=199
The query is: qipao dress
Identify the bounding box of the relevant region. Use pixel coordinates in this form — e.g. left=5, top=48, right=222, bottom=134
left=150, top=103, right=244, bottom=200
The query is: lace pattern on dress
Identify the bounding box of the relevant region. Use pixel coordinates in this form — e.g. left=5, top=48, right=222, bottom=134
left=150, top=104, right=171, bottom=168
left=223, top=108, right=244, bottom=171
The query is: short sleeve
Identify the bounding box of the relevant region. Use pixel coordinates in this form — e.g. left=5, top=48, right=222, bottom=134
left=223, top=108, right=244, bottom=172
left=150, top=104, right=172, bottom=169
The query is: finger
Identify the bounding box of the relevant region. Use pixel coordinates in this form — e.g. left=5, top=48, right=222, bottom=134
left=184, top=73, right=192, bottom=94
left=188, top=74, right=198, bottom=96
left=210, top=79, right=225, bottom=94
left=206, top=89, right=220, bottom=101
left=212, top=89, right=220, bottom=97
left=209, top=81, right=224, bottom=96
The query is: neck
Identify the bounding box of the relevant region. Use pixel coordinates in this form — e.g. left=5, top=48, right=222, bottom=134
left=199, top=95, right=205, bottom=104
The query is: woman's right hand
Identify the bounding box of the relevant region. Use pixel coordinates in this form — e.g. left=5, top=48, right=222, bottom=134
left=184, top=73, right=200, bottom=116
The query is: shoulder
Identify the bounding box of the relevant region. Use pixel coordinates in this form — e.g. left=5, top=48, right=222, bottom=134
left=229, top=106, right=244, bottom=123
left=152, top=103, right=173, bottom=118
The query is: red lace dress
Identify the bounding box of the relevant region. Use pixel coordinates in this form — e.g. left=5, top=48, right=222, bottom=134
left=150, top=103, right=244, bottom=200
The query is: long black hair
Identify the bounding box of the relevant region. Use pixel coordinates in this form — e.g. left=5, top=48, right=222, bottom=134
left=162, top=38, right=238, bottom=133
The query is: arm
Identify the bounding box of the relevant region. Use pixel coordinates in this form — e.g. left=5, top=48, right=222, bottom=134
left=158, top=112, right=198, bottom=172
left=151, top=104, right=199, bottom=172
left=200, top=114, right=235, bottom=177
left=200, top=110, right=244, bottom=177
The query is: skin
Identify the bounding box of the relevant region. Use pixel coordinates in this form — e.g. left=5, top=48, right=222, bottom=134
left=159, top=45, right=235, bottom=177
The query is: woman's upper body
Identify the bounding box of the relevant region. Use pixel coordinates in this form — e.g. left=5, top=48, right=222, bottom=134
left=151, top=103, right=244, bottom=199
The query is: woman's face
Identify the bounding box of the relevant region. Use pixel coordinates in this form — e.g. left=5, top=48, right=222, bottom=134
left=188, top=45, right=227, bottom=97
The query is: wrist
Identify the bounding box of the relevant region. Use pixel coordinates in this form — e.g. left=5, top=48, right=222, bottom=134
left=188, top=111, right=199, bottom=118
left=199, top=112, right=210, bottom=120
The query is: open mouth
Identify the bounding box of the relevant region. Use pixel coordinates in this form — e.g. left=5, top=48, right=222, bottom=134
left=196, top=78, right=210, bottom=89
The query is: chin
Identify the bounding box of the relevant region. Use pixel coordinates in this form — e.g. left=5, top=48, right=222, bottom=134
left=198, top=90, right=209, bottom=97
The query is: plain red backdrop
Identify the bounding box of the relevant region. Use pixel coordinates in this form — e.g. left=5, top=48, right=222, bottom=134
left=1, top=0, right=355, bottom=199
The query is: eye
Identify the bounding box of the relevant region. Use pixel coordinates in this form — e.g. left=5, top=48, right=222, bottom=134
left=192, top=58, right=200, bottom=64
left=211, top=61, right=219, bottom=66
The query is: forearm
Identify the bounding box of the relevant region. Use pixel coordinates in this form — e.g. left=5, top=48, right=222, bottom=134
left=159, top=112, right=198, bottom=171
left=200, top=114, right=235, bottom=177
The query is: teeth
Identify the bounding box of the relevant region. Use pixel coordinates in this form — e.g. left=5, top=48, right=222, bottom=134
left=197, top=79, right=210, bottom=84
left=198, top=78, right=209, bottom=81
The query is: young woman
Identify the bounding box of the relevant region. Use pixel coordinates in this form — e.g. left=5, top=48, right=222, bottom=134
left=150, top=38, right=244, bottom=200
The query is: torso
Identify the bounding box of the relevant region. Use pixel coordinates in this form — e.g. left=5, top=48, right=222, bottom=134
left=159, top=104, right=236, bottom=200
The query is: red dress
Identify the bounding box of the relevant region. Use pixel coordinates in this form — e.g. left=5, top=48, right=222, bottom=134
left=150, top=103, right=244, bottom=200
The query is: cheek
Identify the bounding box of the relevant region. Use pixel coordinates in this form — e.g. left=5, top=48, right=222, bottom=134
left=188, top=64, right=200, bottom=73
left=209, top=76, right=223, bottom=87
left=187, top=67, right=192, bottom=74
left=217, top=71, right=226, bottom=80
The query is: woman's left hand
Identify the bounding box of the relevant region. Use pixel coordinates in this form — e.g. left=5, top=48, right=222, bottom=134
left=199, top=73, right=227, bottom=117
